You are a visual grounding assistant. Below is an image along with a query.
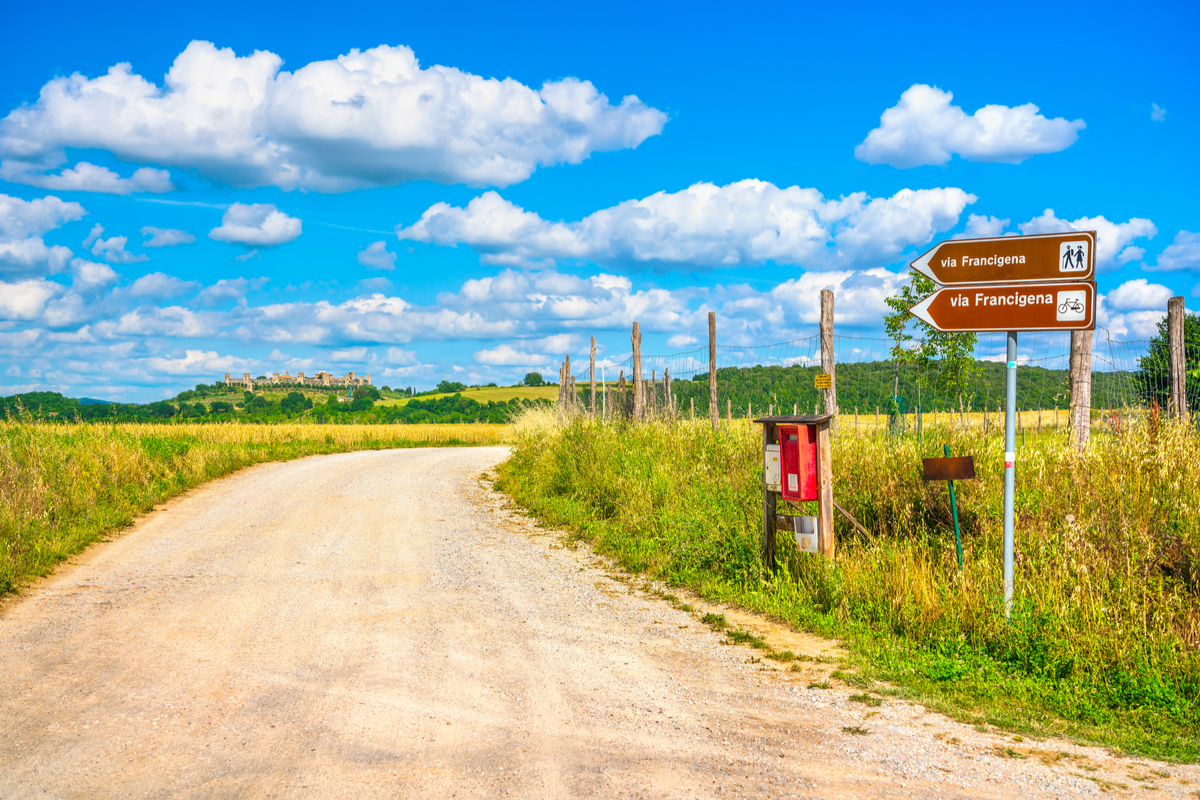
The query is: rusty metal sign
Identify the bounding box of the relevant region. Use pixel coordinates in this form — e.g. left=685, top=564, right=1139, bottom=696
left=908, top=281, right=1095, bottom=332
left=922, top=456, right=976, bottom=482
left=814, top=373, right=832, bottom=389
left=909, top=231, right=1096, bottom=285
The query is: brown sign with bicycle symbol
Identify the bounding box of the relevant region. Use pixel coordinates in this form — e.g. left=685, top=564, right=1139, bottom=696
left=908, top=281, right=1096, bottom=332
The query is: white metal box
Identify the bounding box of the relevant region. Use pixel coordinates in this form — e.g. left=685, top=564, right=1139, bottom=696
left=763, top=443, right=781, bottom=492
left=795, top=515, right=819, bottom=554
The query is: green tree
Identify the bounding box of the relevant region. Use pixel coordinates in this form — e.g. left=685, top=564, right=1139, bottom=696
left=353, top=385, right=381, bottom=401
left=1135, top=311, right=1200, bottom=412
left=883, top=272, right=979, bottom=416
left=437, top=380, right=467, bottom=394
left=523, top=372, right=544, bottom=387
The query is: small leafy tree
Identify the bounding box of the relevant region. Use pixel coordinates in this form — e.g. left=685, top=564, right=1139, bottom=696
left=1135, top=311, right=1200, bottom=412
left=883, top=272, right=979, bottom=416
left=523, top=372, right=544, bottom=387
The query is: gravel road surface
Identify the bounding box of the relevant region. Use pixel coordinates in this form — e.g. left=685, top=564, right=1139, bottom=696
left=1, top=447, right=1195, bottom=799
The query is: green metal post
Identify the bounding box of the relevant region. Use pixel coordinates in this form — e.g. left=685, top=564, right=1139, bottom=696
left=946, top=443, right=963, bottom=568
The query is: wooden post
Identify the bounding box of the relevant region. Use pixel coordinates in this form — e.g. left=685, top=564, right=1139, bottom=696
left=690, top=397, right=695, bottom=419
left=708, top=312, right=719, bottom=431
left=727, top=398, right=731, bottom=420
left=1168, top=296, right=1186, bottom=418
left=820, top=289, right=837, bottom=428
left=557, top=362, right=565, bottom=409
left=589, top=336, right=596, bottom=417
left=565, top=354, right=572, bottom=412
left=617, top=370, right=626, bottom=418
left=632, top=322, right=643, bottom=420
left=817, top=420, right=835, bottom=560
left=664, top=367, right=673, bottom=417
left=1069, top=330, right=1093, bottom=451
left=762, top=421, right=777, bottom=573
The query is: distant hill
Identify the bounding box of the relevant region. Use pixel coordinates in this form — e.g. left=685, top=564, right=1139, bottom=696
left=78, top=398, right=115, bottom=405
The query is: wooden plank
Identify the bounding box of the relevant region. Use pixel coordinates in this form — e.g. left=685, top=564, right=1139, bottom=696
left=632, top=322, right=643, bottom=420
left=820, top=289, right=836, bottom=425
left=921, top=456, right=976, bottom=481
left=589, top=336, right=596, bottom=417
left=817, top=421, right=834, bottom=560
left=831, top=499, right=871, bottom=538
left=762, top=421, right=777, bottom=573
left=1169, top=296, right=1186, bottom=417
left=708, top=311, right=719, bottom=431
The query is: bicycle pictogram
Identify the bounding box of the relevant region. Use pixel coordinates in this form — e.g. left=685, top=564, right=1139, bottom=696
left=1058, top=297, right=1084, bottom=314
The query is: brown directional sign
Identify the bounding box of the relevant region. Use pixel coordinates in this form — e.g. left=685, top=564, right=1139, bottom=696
left=908, top=281, right=1095, bottom=332
left=922, top=456, right=976, bottom=482
left=910, top=231, right=1095, bottom=285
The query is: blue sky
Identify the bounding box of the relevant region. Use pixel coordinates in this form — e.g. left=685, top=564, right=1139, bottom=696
left=1, top=0, right=1196, bottom=400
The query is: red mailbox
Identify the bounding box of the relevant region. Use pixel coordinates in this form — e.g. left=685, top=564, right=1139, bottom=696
left=778, top=424, right=818, bottom=502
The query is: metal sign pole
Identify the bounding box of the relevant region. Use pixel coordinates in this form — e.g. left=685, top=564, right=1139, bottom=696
left=1003, top=331, right=1017, bottom=617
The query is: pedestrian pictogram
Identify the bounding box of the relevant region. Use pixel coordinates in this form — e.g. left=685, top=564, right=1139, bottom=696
left=909, top=230, right=1096, bottom=284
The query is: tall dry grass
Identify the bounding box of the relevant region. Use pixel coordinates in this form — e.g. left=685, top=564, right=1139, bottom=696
left=498, top=407, right=1200, bottom=758
left=0, top=421, right=510, bottom=593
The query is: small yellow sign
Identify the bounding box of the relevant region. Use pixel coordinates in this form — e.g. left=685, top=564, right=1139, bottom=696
left=814, top=374, right=832, bottom=389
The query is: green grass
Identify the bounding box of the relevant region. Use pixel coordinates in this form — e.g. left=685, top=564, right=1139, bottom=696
left=0, top=421, right=510, bottom=595
left=377, top=385, right=559, bottom=407
left=496, top=407, right=1200, bottom=761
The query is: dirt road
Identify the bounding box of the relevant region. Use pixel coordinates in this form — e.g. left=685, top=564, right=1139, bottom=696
left=1, top=448, right=1195, bottom=798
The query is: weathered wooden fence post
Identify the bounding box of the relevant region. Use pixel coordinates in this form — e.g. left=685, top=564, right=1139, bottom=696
left=632, top=322, right=643, bottom=420
left=820, top=289, right=837, bottom=428
left=589, top=336, right=596, bottom=418
left=1069, top=330, right=1093, bottom=451
left=818, top=420, right=835, bottom=560
left=761, top=421, right=777, bottom=573
left=708, top=312, right=719, bottom=431
left=1169, top=296, right=1187, bottom=418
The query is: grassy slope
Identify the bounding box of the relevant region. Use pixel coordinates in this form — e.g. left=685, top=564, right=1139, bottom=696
left=496, top=409, right=1200, bottom=761
left=0, top=422, right=510, bottom=595
left=377, top=385, right=559, bottom=407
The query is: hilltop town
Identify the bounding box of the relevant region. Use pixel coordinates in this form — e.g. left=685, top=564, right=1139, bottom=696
left=223, top=371, right=372, bottom=390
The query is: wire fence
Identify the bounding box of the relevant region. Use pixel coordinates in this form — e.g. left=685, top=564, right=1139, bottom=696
left=570, top=327, right=1199, bottom=426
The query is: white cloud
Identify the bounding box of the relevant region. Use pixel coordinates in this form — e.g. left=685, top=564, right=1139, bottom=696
left=954, top=213, right=1010, bottom=239
left=0, top=193, right=87, bottom=239
left=235, top=249, right=261, bottom=262
left=128, top=271, right=200, bottom=298
left=209, top=203, right=301, bottom=246
left=85, top=228, right=149, bottom=264
left=70, top=258, right=119, bottom=289
left=855, top=84, right=1085, bottom=168
left=0, top=40, right=667, bottom=191
left=473, top=343, right=551, bottom=366
left=385, top=347, right=418, bottom=365
left=357, top=277, right=392, bottom=292
left=141, top=226, right=195, bottom=247
left=1096, top=297, right=1166, bottom=339
left=667, top=334, right=698, bottom=348
left=1149, top=230, right=1200, bottom=272
left=1151, top=103, right=1167, bottom=122
left=0, top=160, right=173, bottom=194
left=0, top=279, right=61, bottom=320
left=330, top=346, right=370, bottom=363
left=1018, top=209, right=1157, bottom=272
left=97, top=306, right=216, bottom=338
left=0, top=193, right=84, bottom=278
left=142, top=349, right=247, bottom=375
left=357, top=240, right=396, bottom=270
left=1105, top=278, right=1174, bottom=311
left=196, top=276, right=268, bottom=306
left=397, top=181, right=975, bottom=270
